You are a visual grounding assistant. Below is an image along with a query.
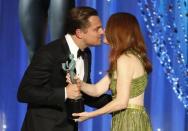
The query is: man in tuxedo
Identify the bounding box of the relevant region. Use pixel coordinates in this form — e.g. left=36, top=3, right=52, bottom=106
left=17, top=7, right=111, bottom=131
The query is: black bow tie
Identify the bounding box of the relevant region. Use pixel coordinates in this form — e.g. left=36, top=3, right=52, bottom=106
left=77, top=49, right=85, bottom=58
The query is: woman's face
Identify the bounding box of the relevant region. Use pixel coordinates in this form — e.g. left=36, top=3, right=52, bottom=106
left=103, top=30, right=110, bottom=45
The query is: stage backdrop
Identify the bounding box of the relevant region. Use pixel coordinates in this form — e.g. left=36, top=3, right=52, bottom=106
left=0, top=0, right=187, bottom=131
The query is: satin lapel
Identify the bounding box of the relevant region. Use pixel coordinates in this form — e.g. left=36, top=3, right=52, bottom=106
left=83, top=53, right=88, bottom=82
left=61, top=38, right=71, bottom=59
left=58, top=38, right=71, bottom=75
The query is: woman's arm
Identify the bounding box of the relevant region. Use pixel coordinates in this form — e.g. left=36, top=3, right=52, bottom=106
left=73, top=54, right=134, bottom=121
left=80, top=74, right=111, bottom=97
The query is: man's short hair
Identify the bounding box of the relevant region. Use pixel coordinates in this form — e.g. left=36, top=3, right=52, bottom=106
left=66, top=6, right=98, bottom=35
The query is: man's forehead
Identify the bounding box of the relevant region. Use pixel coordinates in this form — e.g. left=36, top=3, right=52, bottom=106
left=88, top=16, right=102, bottom=26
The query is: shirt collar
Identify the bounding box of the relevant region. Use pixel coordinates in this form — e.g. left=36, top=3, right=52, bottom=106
left=65, top=34, right=79, bottom=60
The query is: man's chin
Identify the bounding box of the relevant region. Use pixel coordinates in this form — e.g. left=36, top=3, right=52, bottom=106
left=89, top=43, right=101, bottom=47
left=88, top=41, right=101, bottom=46
left=88, top=43, right=101, bottom=47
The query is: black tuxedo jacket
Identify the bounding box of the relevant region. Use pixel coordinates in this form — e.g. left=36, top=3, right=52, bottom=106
left=17, top=38, right=112, bottom=131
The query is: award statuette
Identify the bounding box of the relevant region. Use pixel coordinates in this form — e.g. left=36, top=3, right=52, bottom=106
left=62, top=54, right=84, bottom=119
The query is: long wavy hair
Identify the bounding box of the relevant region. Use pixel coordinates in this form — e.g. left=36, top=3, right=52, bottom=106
left=105, top=13, right=152, bottom=74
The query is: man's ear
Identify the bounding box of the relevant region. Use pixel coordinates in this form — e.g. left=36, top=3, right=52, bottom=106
left=75, top=29, right=83, bottom=39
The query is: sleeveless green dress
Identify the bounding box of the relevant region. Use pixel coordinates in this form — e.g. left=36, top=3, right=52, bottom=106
left=109, top=52, right=152, bottom=131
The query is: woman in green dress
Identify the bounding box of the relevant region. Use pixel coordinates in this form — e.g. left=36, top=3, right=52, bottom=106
left=69, top=12, right=153, bottom=131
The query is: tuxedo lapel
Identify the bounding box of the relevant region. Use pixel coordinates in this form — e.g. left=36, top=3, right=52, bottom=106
left=61, top=38, right=71, bottom=59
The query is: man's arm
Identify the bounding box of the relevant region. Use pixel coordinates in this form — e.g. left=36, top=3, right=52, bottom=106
left=17, top=48, right=66, bottom=107
left=83, top=93, right=112, bottom=109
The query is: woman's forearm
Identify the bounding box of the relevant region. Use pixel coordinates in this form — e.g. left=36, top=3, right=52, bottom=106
left=80, top=75, right=110, bottom=97
left=81, top=82, right=99, bottom=97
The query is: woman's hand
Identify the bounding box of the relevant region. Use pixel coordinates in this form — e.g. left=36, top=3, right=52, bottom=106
left=72, top=112, right=93, bottom=122
left=66, top=73, right=83, bottom=91
left=66, top=72, right=72, bottom=84
left=75, top=77, right=83, bottom=90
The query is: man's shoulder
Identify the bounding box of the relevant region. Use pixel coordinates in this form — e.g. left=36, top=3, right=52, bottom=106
left=38, top=37, right=66, bottom=52
left=46, top=37, right=66, bottom=48
left=34, top=37, right=66, bottom=57
left=32, top=37, right=68, bottom=62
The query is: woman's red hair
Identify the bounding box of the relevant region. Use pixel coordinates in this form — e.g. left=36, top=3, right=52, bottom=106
left=105, top=13, right=152, bottom=74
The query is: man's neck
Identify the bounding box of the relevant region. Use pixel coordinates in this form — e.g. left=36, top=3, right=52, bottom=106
left=71, top=35, right=87, bottom=50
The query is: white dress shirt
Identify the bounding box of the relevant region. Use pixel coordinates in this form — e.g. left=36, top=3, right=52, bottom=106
left=64, top=34, right=85, bottom=99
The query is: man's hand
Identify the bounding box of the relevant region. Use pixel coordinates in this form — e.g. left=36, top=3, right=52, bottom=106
left=66, top=84, right=81, bottom=100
